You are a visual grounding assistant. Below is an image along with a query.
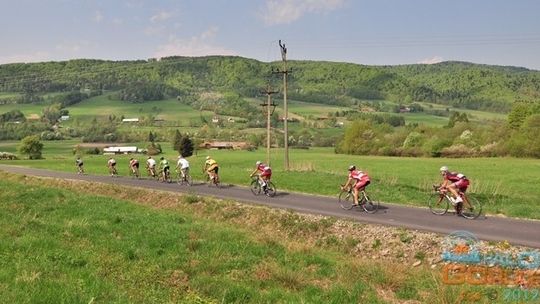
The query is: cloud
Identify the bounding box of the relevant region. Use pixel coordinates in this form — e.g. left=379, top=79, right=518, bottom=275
left=55, top=41, right=90, bottom=53
left=150, top=11, right=173, bottom=23
left=261, top=0, right=345, bottom=25
left=153, top=27, right=237, bottom=58
left=94, top=10, right=104, bottom=23
left=0, top=51, right=50, bottom=64
left=418, top=56, right=444, bottom=64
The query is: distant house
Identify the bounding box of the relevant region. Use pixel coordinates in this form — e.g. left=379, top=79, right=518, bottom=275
left=227, top=117, right=235, bottom=123
left=279, top=117, right=299, bottom=122
left=399, top=107, right=411, bottom=113
left=60, top=115, right=70, bottom=121
left=103, top=146, right=139, bottom=154
left=212, top=117, right=220, bottom=124
left=122, top=118, right=139, bottom=123
left=199, top=141, right=251, bottom=150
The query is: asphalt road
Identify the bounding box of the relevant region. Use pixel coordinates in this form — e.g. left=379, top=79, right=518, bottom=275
left=2, top=164, right=539, bottom=248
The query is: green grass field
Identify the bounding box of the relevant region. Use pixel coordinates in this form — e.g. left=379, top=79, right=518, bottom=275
left=65, top=94, right=216, bottom=124
left=1, top=171, right=515, bottom=303
left=2, top=140, right=539, bottom=219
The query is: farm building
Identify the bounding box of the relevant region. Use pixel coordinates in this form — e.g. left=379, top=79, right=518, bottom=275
left=103, top=146, right=140, bottom=154
left=199, top=141, right=252, bottom=150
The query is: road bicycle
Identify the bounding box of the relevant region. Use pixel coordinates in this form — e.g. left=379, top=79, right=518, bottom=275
left=108, top=166, right=118, bottom=177
left=158, top=168, right=172, bottom=183
left=176, top=168, right=192, bottom=186
left=204, top=169, right=221, bottom=188
left=338, top=184, right=379, bottom=213
left=129, top=166, right=140, bottom=179
left=146, top=166, right=158, bottom=180
left=428, top=184, right=482, bottom=219
left=250, top=176, right=276, bottom=197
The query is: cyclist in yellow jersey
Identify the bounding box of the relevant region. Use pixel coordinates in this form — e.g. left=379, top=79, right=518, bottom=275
left=204, top=156, right=219, bottom=183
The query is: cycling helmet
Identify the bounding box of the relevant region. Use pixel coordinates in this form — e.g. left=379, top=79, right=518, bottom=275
left=348, top=165, right=356, bottom=171
left=160, top=157, right=164, bottom=160
left=440, top=166, right=448, bottom=172
left=256, top=161, right=261, bottom=166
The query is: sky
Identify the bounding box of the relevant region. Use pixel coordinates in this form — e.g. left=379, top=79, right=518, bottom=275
left=1, top=0, right=540, bottom=70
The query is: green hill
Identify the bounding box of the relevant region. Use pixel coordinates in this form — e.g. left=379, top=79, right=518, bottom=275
left=1, top=56, right=539, bottom=113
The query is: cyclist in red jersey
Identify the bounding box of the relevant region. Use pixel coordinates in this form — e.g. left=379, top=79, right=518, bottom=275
left=341, top=165, right=371, bottom=206
left=250, top=161, right=272, bottom=190
left=439, top=166, right=471, bottom=214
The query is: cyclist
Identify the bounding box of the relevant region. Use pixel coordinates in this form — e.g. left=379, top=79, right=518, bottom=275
left=107, top=157, right=117, bottom=176
left=129, top=157, right=140, bottom=177
left=146, top=156, right=156, bottom=178
left=176, top=155, right=190, bottom=181
left=341, top=165, right=371, bottom=206
left=75, top=156, right=84, bottom=174
left=439, top=166, right=471, bottom=215
left=159, top=157, right=170, bottom=181
left=204, top=156, right=219, bottom=183
left=250, top=161, right=272, bottom=190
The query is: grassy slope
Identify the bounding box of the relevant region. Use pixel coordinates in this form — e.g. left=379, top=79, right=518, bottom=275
left=65, top=95, right=216, bottom=123
left=1, top=172, right=457, bottom=303
left=2, top=140, right=539, bottom=219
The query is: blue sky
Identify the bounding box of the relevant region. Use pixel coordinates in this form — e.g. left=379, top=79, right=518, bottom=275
left=1, top=0, right=539, bottom=70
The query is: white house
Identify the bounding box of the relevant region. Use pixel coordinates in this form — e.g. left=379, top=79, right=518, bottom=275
left=103, top=146, right=139, bottom=154
left=122, top=118, right=139, bottom=123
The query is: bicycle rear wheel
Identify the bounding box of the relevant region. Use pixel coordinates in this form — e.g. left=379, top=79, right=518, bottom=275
left=361, top=193, right=379, bottom=214
left=250, top=180, right=261, bottom=195
left=264, top=182, right=277, bottom=197
left=185, top=174, right=193, bottom=186
left=339, top=191, right=355, bottom=210
left=460, top=195, right=482, bottom=219
left=428, top=193, right=449, bottom=215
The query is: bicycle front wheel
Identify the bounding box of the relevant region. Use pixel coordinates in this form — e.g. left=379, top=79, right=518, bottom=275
left=460, top=195, right=482, bottom=220
left=265, top=182, right=277, bottom=197
left=185, top=174, right=193, bottom=186
left=361, top=193, right=379, bottom=214
left=339, top=191, right=354, bottom=210
left=250, top=180, right=261, bottom=195
left=428, top=193, right=449, bottom=215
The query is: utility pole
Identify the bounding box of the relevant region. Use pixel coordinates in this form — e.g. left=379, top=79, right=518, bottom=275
left=274, top=40, right=290, bottom=171
left=260, top=84, right=278, bottom=165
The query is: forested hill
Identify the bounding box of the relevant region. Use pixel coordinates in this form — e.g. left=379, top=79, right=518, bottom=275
left=1, top=56, right=539, bottom=112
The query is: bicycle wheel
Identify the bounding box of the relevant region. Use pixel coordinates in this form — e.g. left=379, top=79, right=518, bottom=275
left=339, top=191, right=355, bottom=210
left=361, top=193, right=379, bottom=214
left=428, top=193, right=449, bottom=215
left=460, top=195, right=482, bottom=220
left=250, top=179, right=261, bottom=195
left=264, top=182, right=277, bottom=197
left=185, top=174, right=193, bottom=186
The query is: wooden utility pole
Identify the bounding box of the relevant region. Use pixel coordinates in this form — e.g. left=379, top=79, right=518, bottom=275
left=274, top=40, right=290, bottom=170
left=260, top=84, right=278, bottom=165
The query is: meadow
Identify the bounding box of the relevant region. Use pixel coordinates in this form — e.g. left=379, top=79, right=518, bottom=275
left=2, top=140, right=539, bottom=219
left=0, top=171, right=509, bottom=303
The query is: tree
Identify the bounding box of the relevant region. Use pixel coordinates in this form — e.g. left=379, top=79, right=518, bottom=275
left=179, top=136, right=194, bottom=157
left=148, top=131, right=155, bottom=143
left=508, top=102, right=532, bottom=129
left=172, top=129, right=183, bottom=153
left=18, top=135, right=43, bottom=159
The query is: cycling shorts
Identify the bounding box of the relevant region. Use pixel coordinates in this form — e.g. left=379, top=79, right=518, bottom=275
left=453, top=179, right=469, bottom=192
left=354, top=180, right=370, bottom=190
left=207, top=165, right=218, bottom=174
